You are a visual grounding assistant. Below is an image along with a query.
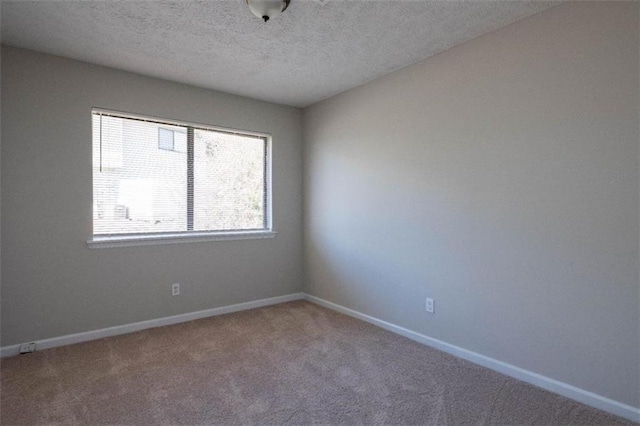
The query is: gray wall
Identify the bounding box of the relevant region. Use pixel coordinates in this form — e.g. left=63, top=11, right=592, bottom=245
left=303, top=1, right=639, bottom=408
left=1, top=46, right=303, bottom=346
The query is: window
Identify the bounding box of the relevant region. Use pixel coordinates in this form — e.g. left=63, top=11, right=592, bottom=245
left=157, top=128, right=187, bottom=152
left=158, top=128, right=175, bottom=151
left=90, top=109, right=273, bottom=247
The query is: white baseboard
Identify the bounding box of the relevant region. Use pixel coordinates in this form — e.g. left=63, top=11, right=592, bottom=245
left=0, top=293, right=304, bottom=358
left=303, top=294, right=640, bottom=423
left=2, top=291, right=637, bottom=422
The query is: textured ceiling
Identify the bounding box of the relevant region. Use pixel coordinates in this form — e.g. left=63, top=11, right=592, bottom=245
left=1, top=0, right=559, bottom=107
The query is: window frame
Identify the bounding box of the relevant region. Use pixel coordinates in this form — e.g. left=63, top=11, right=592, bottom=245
left=87, top=108, right=275, bottom=249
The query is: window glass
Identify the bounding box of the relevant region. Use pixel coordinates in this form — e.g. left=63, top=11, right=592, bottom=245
left=92, top=110, right=269, bottom=238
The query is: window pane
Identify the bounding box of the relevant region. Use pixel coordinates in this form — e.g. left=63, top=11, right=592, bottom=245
left=193, top=129, right=266, bottom=231
left=93, top=114, right=187, bottom=235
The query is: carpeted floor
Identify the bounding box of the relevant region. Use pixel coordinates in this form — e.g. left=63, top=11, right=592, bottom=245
left=0, top=301, right=634, bottom=425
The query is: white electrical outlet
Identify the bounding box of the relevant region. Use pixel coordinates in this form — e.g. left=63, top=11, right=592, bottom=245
left=19, top=342, right=36, bottom=354
left=426, top=298, right=434, bottom=313
left=172, top=283, right=180, bottom=296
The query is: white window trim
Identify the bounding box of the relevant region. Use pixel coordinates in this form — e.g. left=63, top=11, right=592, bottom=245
left=87, top=230, right=277, bottom=249
left=90, top=107, right=274, bottom=247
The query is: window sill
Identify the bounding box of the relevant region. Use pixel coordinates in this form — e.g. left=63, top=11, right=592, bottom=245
left=87, top=230, right=277, bottom=249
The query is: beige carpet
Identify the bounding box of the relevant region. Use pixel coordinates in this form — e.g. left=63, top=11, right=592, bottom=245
left=0, top=301, right=634, bottom=425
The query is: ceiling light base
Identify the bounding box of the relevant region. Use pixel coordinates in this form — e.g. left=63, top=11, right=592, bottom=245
left=245, top=0, right=290, bottom=22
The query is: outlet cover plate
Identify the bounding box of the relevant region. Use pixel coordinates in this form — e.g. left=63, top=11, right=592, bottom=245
left=426, top=298, right=434, bottom=313
left=19, top=342, right=36, bottom=354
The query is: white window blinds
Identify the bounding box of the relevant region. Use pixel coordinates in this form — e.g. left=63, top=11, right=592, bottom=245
left=92, top=110, right=269, bottom=237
